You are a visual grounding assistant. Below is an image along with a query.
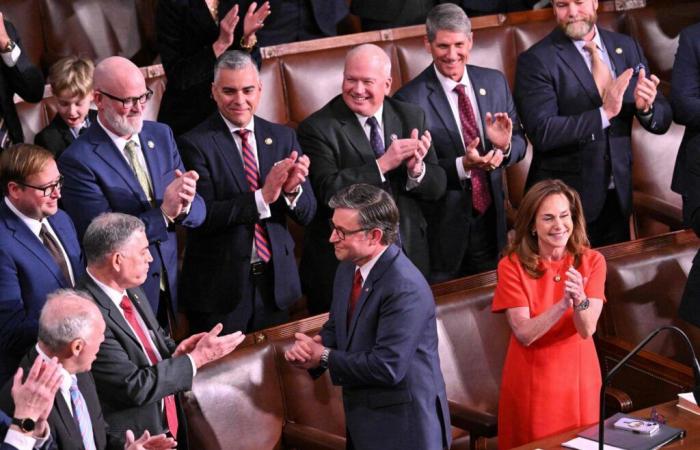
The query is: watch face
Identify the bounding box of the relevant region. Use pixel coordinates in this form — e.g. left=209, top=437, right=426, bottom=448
left=12, top=417, right=36, bottom=432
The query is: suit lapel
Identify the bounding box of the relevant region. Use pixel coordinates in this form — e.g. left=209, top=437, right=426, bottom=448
left=553, top=28, right=600, bottom=104
left=211, top=115, right=248, bottom=192
left=47, top=214, right=81, bottom=282
left=335, top=263, right=353, bottom=349
left=84, top=277, right=145, bottom=351
left=127, top=288, right=170, bottom=358
left=254, top=117, right=275, bottom=180
left=468, top=66, right=494, bottom=150
left=138, top=130, right=164, bottom=198
left=599, top=29, right=627, bottom=78
left=54, top=118, right=75, bottom=149
left=382, top=100, right=403, bottom=147
left=334, top=99, right=376, bottom=163
left=426, top=68, right=464, bottom=156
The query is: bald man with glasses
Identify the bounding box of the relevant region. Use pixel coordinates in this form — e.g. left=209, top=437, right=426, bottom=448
left=0, top=144, right=84, bottom=386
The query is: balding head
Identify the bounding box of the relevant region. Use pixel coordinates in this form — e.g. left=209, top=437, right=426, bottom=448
left=93, top=56, right=148, bottom=138
left=342, top=44, right=392, bottom=117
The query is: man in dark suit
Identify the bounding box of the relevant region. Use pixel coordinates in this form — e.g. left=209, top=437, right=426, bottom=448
left=257, top=0, right=349, bottom=46
left=351, top=0, right=439, bottom=31
left=0, top=11, right=44, bottom=149
left=78, top=213, right=245, bottom=449
left=515, top=0, right=672, bottom=247
left=395, top=4, right=526, bottom=281
left=298, top=43, right=446, bottom=314
left=672, top=23, right=700, bottom=327
left=58, top=56, right=206, bottom=329
left=0, top=144, right=84, bottom=385
left=179, top=51, right=316, bottom=333
left=285, top=184, right=451, bottom=450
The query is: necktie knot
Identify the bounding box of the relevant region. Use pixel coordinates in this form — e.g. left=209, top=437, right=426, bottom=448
left=120, top=295, right=133, bottom=312
left=70, top=375, right=79, bottom=390
left=453, top=84, right=467, bottom=97
left=583, top=41, right=599, bottom=55
left=235, top=129, right=250, bottom=141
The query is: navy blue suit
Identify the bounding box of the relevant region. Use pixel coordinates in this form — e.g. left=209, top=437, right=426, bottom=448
left=394, top=64, right=526, bottom=274
left=58, top=121, right=206, bottom=315
left=671, top=23, right=700, bottom=327
left=317, top=245, right=451, bottom=450
left=178, top=114, right=316, bottom=327
left=515, top=27, right=672, bottom=226
left=0, top=202, right=83, bottom=384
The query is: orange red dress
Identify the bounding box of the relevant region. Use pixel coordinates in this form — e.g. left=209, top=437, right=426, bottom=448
left=492, top=249, right=606, bottom=449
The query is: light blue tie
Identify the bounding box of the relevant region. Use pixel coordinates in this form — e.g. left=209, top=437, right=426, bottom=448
left=69, top=376, right=96, bottom=450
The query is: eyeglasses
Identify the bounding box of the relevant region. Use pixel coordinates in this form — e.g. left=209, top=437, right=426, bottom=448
left=17, top=176, right=64, bottom=197
left=97, top=88, right=154, bottom=109
left=329, top=219, right=369, bottom=241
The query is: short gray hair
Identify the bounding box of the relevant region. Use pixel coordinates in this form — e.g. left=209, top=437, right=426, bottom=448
left=214, top=50, right=259, bottom=82
left=83, top=213, right=145, bottom=265
left=426, top=4, right=472, bottom=42
left=38, top=289, right=100, bottom=352
left=329, top=184, right=399, bottom=245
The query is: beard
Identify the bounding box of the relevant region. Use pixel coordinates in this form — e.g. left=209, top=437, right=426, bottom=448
left=560, top=13, right=596, bottom=40
left=102, top=105, right=143, bottom=137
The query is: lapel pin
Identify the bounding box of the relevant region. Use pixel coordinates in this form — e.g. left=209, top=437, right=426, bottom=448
left=615, top=48, right=623, bottom=54
left=479, top=88, right=487, bottom=96
left=264, top=137, right=273, bottom=145
left=390, top=133, right=398, bottom=142
left=147, top=140, right=155, bottom=149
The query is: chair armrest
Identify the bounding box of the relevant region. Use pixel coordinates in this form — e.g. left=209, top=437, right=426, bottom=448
left=447, top=400, right=498, bottom=438
left=283, top=422, right=346, bottom=450
left=605, top=386, right=633, bottom=413
left=633, top=192, right=683, bottom=229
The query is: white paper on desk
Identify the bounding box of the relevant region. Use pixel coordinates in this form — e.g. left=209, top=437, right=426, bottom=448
left=561, top=437, right=625, bottom=450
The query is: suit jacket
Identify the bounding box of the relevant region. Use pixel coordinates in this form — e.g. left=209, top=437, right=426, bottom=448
left=77, top=276, right=193, bottom=449
left=0, top=348, right=108, bottom=450
left=317, top=245, right=451, bottom=450
left=297, top=95, right=446, bottom=312
left=178, top=114, right=316, bottom=314
left=0, top=20, right=44, bottom=145
left=0, top=202, right=84, bottom=384
left=58, top=120, right=206, bottom=314
left=258, top=0, right=348, bottom=45
left=394, top=64, right=527, bottom=272
left=34, top=110, right=98, bottom=159
left=515, top=27, right=672, bottom=222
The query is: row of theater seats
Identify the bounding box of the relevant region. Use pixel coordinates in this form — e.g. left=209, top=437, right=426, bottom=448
left=13, top=1, right=699, bottom=247
left=179, top=229, right=699, bottom=450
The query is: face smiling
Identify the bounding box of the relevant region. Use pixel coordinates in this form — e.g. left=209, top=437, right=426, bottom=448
left=55, top=91, right=93, bottom=129
left=553, top=0, right=599, bottom=40
left=426, top=29, right=473, bottom=81
left=342, top=50, right=392, bottom=117
left=10, top=159, right=61, bottom=221
left=534, top=193, right=573, bottom=259
left=211, top=65, right=261, bottom=128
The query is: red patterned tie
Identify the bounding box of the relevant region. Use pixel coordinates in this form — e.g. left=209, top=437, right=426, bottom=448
left=236, top=129, right=271, bottom=262
left=120, top=296, right=179, bottom=438
left=454, top=84, right=492, bottom=215
left=346, top=269, right=363, bottom=329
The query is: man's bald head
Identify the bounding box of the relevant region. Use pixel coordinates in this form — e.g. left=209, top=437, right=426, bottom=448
left=93, top=56, right=148, bottom=138
left=342, top=44, right=393, bottom=117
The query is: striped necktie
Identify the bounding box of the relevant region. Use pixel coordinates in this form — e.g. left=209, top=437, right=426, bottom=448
left=0, top=116, right=11, bottom=150
left=124, top=140, right=154, bottom=206
left=69, top=376, right=96, bottom=450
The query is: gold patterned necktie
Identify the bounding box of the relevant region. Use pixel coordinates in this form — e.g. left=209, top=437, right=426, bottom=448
left=584, top=41, right=612, bottom=98
left=124, top=140, right=154, bottom=205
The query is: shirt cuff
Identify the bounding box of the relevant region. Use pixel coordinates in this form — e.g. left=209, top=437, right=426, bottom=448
left=5, top=428, right=38, bottom=450
left=374, top=160, right=387, bottom=183
left=1, top=45, right=20, bottom=67
left=186, top=353, right=197, bottom=377
left=456, top=157, right=471, bottom=180
left=283, top=186, right=303, bottom=210
left=599, top=107, right=611, bottom=129
left=405, top=162, right=425, bottom=191
left=255, top=189, right=272, bottom=219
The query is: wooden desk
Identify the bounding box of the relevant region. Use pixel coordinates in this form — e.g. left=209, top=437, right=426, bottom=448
left=512, top=401, right=698, bottom=449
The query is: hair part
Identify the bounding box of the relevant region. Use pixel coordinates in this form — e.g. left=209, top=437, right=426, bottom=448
left=214, top=50, right=259, bottom=83
left=83, top=212, right=146, bottom=265
left=426, top=3, right=472, bottom=42
left=38, top=289, right=100, bottom=353
left=329, top=183, right=399, bottom=245
left=0, top=144, right=55, bottom=195
left=507, top=179, right=589, bottom=278
left=49, top=56, right=95, bottom=98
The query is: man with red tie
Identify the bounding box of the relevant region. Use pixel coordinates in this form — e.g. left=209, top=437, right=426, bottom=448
left=285, top=184, right=451, bottom=450
left=77, top=212, right=245, bottom=449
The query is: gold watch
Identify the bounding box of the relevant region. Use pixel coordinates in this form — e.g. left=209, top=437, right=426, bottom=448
left=1, top=40, right=16, bottom=54
left=240, top=34, right=257, bottom=51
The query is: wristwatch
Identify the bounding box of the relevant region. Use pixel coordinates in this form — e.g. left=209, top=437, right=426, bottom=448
left=11, top=417, right=36, bottom=433
left=319, top=347, right=330, bottom=370
left=240, top=34, right=257, bottom=51
left=1, top=40, right=15, bottom=54
left=574, top=297, right=590, bottom=312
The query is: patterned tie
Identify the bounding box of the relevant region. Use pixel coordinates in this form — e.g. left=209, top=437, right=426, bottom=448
left=0, top=116, right=11, bottom=150
left=584, top=41, right=612, bottom=98
left=235, top=129, right=271, bottom=262
left=346, top=269, right=363, bottom=330
left=69, top=376, right=96, bottom=450
left=454, top=84, right=492, bottom=215
left=366, top=116, right=385, bottom=158
left=40, top=223, right=72, bottom=286
left=124, top=140, right=154, bottom=205
left=120, top=295, right=179, bottom=438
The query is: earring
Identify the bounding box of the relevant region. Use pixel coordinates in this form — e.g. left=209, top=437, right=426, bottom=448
left=531, top=230, right=536, bottom=236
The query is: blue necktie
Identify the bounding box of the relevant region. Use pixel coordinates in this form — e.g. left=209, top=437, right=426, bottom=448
left=70, top=376, right=96, bottom=450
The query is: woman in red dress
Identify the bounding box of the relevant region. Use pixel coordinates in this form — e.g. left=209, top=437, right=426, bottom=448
left=492, top=179, right=606, bottom=449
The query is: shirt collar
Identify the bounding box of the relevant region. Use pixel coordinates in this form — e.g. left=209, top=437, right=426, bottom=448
left=97, top=115, right=139, bottom=152
left=86, top=268, right=129, bottom=310
left=4, top=196, right=47, bottom=237
left=433, top=64, right=471, bottom=94
left=35, top=343, right=73, bottom=393
left=354, top=104, right=384, bottom=130
left=220, top=114, right=255, bottom=135
left=572, top=25, right=604, bottom=53
left=356, top=245, right=389, bottom=284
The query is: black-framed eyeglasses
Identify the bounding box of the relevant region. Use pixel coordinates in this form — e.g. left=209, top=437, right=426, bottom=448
left=328, top=219, right=369, bottom=240
left=17, top=175, right=64, bottom=197
left=97, top=88, right=154, bottom=109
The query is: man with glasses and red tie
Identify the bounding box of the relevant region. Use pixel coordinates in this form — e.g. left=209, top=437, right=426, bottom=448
left=58, top=56, right=206, bottom=332
left=0, top=144, right=84, bottom=386
left=178, top=50, right=316, bottom=334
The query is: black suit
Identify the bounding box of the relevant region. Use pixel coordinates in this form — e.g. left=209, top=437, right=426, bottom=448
left=0, top=20, right=44, bottom=145
left=34, top=110, right=97, bottom=158
left=351, top=0, right=440, bottom=30
left=77, top=277, right=192, bottom=449
left=298, top=95, right=446, bottom=313
left=256, top=0, right=348, bottom=46
left=0, top=348, right=109, bottom=450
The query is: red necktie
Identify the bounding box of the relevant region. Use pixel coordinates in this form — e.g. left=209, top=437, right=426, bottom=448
left=347, top=269, right=363, bottom=329
left=235, top=129, right=272, bottom=262
left=454, top=84, right=492, bottom=215
left=120, top=295, right=178, bottom=438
